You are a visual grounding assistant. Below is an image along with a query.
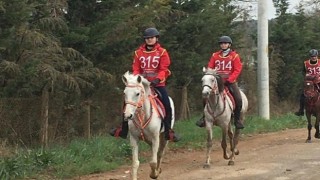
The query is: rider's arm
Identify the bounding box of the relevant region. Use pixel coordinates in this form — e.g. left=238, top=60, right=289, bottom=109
left=227, top=53, right=242, bottom=83
left=132, top=50, right=141, bottom=75
left=157, top=49, right=171, bottom=82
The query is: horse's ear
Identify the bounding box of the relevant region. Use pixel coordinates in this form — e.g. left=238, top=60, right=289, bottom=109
left=203, top=67, right=207, bottom=73
left=122, top=75, right=127, bottom=84
left=137, top=75, right=142, bottom=83
left=122, top=71, right=129, bottom=84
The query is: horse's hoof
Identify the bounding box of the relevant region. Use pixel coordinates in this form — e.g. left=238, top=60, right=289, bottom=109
left=228, top=161, right=235, bottom=166
left=314, top=134, right=320, bottom=139
left=203, top=164, right=210, bottom=169
left=305, top=139, right=312, bottom=143
left=150, top=174, right=158, bottom=179
left=223, top=155, right=230, bottom=160
left=235, top=149, right=240, bottom=155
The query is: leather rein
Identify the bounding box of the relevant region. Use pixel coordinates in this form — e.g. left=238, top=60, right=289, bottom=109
left=304, top=80, right=320, bottom=109
left=123, top=84, right=160, bottom=140
left=203, top=74, right=227, bottom=119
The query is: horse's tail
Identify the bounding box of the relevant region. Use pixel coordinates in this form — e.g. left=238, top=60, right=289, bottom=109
left=240, top=91, right=248, bottom=113
left=169, top=97, right=175, bottom=129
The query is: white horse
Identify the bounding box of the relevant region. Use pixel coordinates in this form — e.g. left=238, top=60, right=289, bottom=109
left=122, top=71, right=175, bottom=180
left=201, top=67, right=248, bottom=167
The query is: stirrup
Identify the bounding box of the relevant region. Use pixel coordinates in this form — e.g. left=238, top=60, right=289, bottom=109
left=196, top=116, right=205, bottom=127
left=294, top=111, right=304, bottom=116
left=165, top=130, right=181, bottom=142
left=234, top=120, right=244, bottom=129
left=109, top=127, right=127, bottom=139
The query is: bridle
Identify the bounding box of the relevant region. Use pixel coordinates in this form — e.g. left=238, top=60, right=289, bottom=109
left=124, top=84, right=145, bottom=109
left=202, top=73, right=227, bottom=119
left=304, top=80, right=320, bottom=107
left=123, top=83, right=156, bottom=140
left=202, top=73, right=219, bottom=95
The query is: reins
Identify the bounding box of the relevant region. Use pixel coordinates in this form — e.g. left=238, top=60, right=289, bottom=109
left=304, top=81, right=320, bottom=111
left=203, top=73, right=227, bottom=119
left=123, top=84, right=159, bottom=141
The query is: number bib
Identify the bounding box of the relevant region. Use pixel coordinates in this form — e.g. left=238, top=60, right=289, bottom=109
left=214, top=58, right=233, bottom=79
left=305, top=59, right=320, bottom=75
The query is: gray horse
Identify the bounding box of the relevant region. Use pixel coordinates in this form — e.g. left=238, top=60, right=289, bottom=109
left=201, top=67, right=248, bottom=167
left=122, top=71, right=175, bottom=180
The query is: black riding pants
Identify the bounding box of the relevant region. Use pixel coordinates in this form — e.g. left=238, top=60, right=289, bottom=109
left=155, top=86, right=172, bottom=129
left=226, top=83, right=242, bottom=120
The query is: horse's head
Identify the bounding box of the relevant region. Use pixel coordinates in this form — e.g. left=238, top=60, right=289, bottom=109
left=304, top=75, right=320, bottom=99
left=122, top=71, right=148, bottom=120
left=201, top=67, right=224, bottom=98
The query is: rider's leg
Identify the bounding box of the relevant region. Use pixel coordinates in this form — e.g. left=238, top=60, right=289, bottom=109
left=196, top=99, right=206, bottom=127
left=109, top=119, right=128, bottom=139
left=156, top=86, right=181, bottom=142
left=228, top=83, right=244, bottom=129
left=295, top=93, right=305, bottom=116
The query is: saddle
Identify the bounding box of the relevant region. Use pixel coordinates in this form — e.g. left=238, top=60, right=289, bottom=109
left=223, top=87, right=236, bottom=110
left=150, top=88, right=166, bottom=120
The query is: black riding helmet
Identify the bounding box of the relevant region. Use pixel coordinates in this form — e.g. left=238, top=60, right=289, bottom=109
left=309, top=49, right=318, bottom=57
left=143, top=28, right=160, bottom=39
left=218, top=36, right=232, bottom=44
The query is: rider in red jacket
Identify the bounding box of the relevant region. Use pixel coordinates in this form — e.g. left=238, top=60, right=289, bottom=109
left=295, top=49, right=320, bottom=116
left=110, top=27, right=180, bottom=142
left=196, top=35, right=244, bottom=129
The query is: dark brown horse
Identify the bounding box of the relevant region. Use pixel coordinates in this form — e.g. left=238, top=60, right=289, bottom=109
left=303, top=75, right=320, bottom=143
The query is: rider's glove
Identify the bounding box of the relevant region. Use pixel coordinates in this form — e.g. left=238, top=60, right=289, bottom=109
left=150, top=78, right=160, bottom=86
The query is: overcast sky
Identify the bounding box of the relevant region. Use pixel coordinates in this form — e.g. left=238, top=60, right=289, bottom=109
left=268, top=0, right=300, bottom=19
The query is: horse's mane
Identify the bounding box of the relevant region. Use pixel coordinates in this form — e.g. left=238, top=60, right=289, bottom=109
left=205, top=68, right=224, bottom=93
left=122, top=71, right=151, bottom=94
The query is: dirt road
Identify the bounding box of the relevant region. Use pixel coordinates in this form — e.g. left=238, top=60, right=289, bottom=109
left=76, top=128, right=320, bottom=180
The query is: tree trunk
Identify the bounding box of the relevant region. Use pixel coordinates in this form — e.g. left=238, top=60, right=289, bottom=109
left=179, top=85, right=191, bottom=120
left=40, top=84, right=49, bottom=148
left=83, top=100, right=91, bottom=139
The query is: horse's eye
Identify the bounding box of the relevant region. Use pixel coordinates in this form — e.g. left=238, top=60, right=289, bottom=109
left=136, top=93, right=140, bottom=96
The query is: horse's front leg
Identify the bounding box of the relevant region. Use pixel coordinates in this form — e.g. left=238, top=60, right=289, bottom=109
left=221, top=126, right=229, bottom=160
left=149, top=132, right=160, bottom=179
left=204, top=121, right=213, bottom=169
left=306, top=112, right=312, bottom=143
left=233, top=128, right=241, bottom=155
left=156, top=133, right=168, bottom=174
left=227, top=123, right=235, bottom=165
left=129, top=135, right=140, bottom=180
left=233, top=114, right=243, bottom=156
left=314, top=114, right=320, bottom=139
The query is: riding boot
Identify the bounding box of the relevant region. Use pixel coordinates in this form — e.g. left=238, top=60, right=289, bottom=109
left=294, top=93, right=305, bottom=116
left=164, top=117, right=181, bottom=142
left=109, top=120, right=128, bottom=139
left=234, top=108, right=244, bottom=129
left=228, top=83, right=244, bottom=129
left=196, top=99, right=206, bottom=127
left=196, top=115, right=205, bottom=127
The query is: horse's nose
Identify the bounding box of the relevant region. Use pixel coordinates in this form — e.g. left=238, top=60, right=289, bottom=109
left=123, top=112, right=133, bottom=120
left=202, top=91, right=209, bottom=98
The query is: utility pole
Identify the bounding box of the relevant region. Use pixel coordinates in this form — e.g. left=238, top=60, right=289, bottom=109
left=257, top=0, right=270, bottom=119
